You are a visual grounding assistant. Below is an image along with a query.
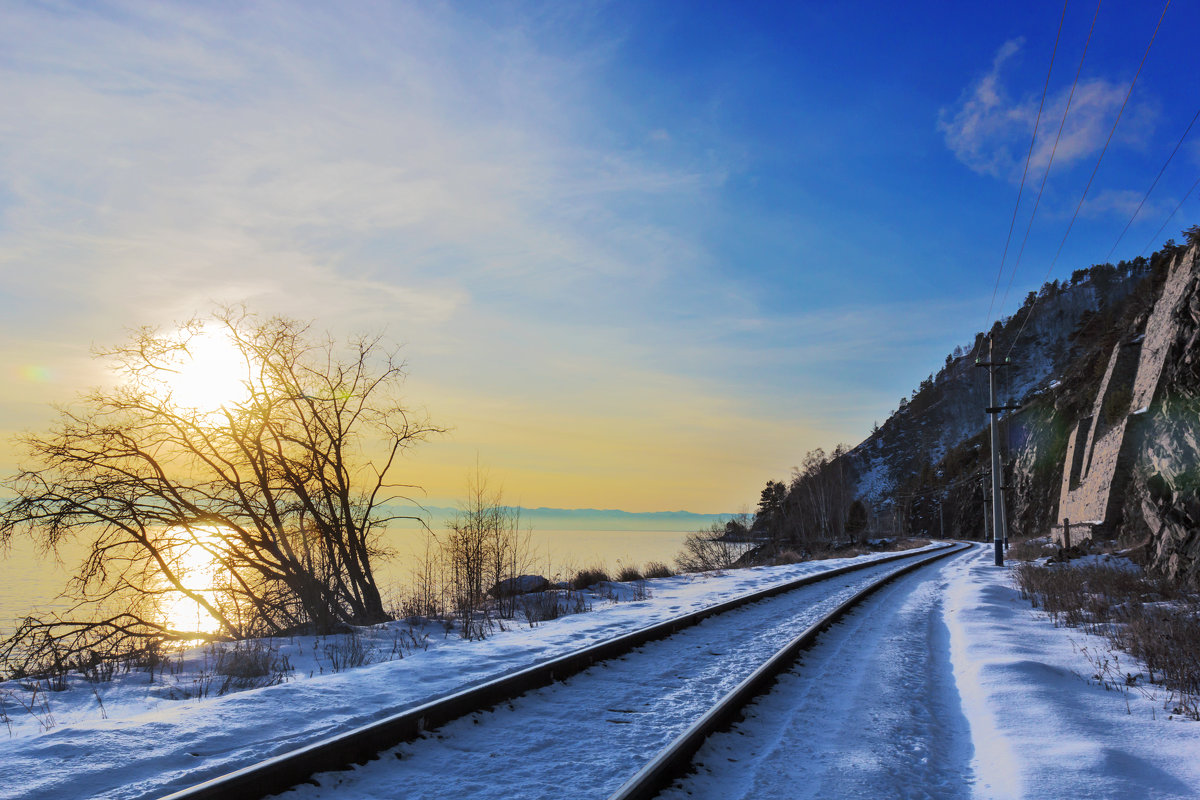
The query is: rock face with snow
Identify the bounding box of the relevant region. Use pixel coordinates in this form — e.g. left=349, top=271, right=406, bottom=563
left=1055, top=247, right=1197, bottom=540
left=835, top=238, right=1200, bottom=588
left=844, top=258, right=1149, bottom=532
left=1120, top=245, right=1200, bottom=587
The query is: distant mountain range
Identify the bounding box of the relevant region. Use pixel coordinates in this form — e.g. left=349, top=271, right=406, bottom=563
left=382, top=505, right=734, bottom=532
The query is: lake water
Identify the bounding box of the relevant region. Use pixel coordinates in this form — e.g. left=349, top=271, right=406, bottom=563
left=0, top=528, right=692, bottom=637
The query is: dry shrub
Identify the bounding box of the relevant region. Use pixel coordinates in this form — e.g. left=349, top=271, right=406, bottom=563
left=675, top=528, right=751, bottom=572
left=811, top=546, right=868, bottom=561
left=519, top=591, right=561, bottom=625
left=518, top=589, right=591, bottom=627
left=805, top=538, right=928, bottom=563
left=571, top=567, right=610, bottom=590
left=214, top=640, right=279, bottom=679
left=1013, top=559, right=1199, bottom=718
left=1013, top=562, right=1173, bottom=631
left=1008, top=537, right=1057, bottom=562
left=211, top=640, right=293, bottom=693
left=892, top=538, right=931, bottom=550
left=323, top=629, right=373, bottom=673
left=1111, top=606, right=1200, bottom=717
left=616, top=565, right=643, bottom=583
left=643, top=562, right=674, bottom=579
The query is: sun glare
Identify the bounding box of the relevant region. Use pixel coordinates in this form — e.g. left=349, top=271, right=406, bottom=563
left=165, top=328, right=250, bottom=411
left=161, top=525, right=226, bottom=638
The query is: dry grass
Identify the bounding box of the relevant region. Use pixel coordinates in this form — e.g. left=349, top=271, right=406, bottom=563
left=891, top=538, right=933, bottom=551
left=518, top=589, right=591, bottom=627
left=1112, top=605, right=1200, bottom=717
left=1007, top=536, right=1058, bottom=562
left=808, top=538, right=931, bottom=562
left=1012, top=562, right=1172, bottom=631
left=616, top=565, right=643, bottom=583
left=643, top=561, right=674, bottom=579
left=1013, top=560, right=1200, bottom=718
left=810, top=546, right=869, bottom=561
left=570, top=567, right=611, bottom=590
left=213, top=640, right=287, bottom=680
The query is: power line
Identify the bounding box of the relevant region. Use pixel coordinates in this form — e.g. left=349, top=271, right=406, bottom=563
left=996, top=0, right=1103, bottom=330
left=1006, top=0, right=1171, bottom=360
left=1138, top=173, right=1200, bottom=258
left=976, top=0, right=1070, bottom=361
left=1104, top=107, right=1200, bottom=263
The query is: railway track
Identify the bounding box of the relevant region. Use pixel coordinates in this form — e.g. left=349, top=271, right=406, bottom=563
left=159, top=542, right=970, bottom=800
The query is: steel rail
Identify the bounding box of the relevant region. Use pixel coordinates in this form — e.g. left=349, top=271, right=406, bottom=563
left=156, top=543, right=957, bottom=800
left=607, top=542, right=972, bottom=800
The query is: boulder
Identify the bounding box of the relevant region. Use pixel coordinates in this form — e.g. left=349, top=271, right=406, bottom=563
left=489, top=574, right=550, bottom=597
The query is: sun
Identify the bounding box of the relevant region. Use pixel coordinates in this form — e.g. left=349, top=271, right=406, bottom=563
left=164, top=328, right=251, bottom=411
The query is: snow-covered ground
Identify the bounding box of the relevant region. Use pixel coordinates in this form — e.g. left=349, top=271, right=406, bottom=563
left=273, top=554, right=937, bottom=800
left=0, top=546, right=937, bottom=800
left=3, top=542, right=1197, bottom=800
left=946, top=545, right=1199, bottom=799
left=663, top=543, right=1199, bottom=800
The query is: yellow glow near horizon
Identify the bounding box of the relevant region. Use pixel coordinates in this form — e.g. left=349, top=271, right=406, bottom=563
left=164, top=329, right=250, bottom=412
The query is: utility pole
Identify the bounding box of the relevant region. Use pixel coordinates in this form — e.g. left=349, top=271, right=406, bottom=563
left=982, top=478, right=991, bottom=543
left=976, top=336, right=1020, bottom=567
left=1000, top=481, right=1010, bottom=553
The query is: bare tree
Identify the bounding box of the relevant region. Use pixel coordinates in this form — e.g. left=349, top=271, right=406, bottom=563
left=404, top=533, right=445, bottom=620
left=675, top=522, right=752, bottom=573
left=440, top=465, right=529, bottom=639
left=0, top=308, right=439, bottom=672
left=786, top=445, right=854, bottom=548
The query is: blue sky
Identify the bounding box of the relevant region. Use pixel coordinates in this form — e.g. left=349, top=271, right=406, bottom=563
left=1, top=0, right=1197, bottom=512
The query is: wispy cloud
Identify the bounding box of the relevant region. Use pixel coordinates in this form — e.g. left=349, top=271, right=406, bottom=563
left=0, top=1, right=768, bottom=508
left=938, top=39, right=1153, bottom=183
left=7, top=2, right=1119, bottom=511
left=1079, top=188, right=1167, bottom=221
left=0, top=2, right=722, bottom=329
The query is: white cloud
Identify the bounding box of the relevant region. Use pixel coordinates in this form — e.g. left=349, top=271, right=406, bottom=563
left=937, top=39, right=1027, bottom=178
left=938, top=40, right=1152, bottom=182
left=0, top=1, right=737, bottom=355
left=0, top=1, right=781, bottom=507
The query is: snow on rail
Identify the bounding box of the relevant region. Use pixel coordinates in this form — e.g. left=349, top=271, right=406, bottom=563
left=1, top=544, right=943, bottom=800
left=253, top=548, right=956, bottom=799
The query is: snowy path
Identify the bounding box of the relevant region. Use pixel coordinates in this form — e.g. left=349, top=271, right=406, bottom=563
left=662, top=544, right=1200, bottom=800
left=944, top=544, right=1200, bottom=799
left=272, top=553, right=943, bottom=799
left=660, top=542, right=972, bottom=800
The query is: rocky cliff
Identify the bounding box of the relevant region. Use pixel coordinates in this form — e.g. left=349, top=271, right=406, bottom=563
left=1121, top=245, right=1200, bottom=587
left=846, top=258, right=1149, bottom=523
left=834, top=236, right=1200, bottom=588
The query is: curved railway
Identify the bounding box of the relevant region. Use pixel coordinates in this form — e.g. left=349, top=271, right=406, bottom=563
left=159, top=542, right=971, bottom=800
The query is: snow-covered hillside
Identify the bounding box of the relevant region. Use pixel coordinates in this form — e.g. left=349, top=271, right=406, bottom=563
left=847, top=262, right=1149, bottom=516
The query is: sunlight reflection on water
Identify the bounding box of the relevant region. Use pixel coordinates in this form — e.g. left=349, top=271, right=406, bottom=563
left=0, top=529, right=691, bottom=637
left=158, top=526, right=227, bottom=637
